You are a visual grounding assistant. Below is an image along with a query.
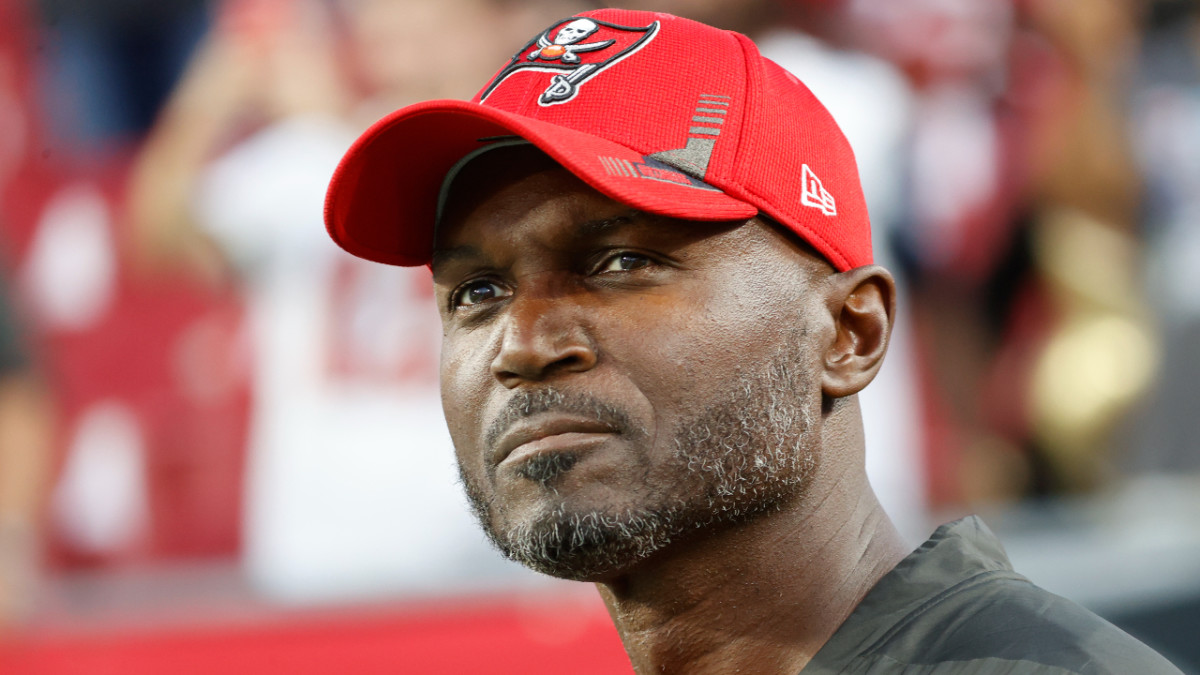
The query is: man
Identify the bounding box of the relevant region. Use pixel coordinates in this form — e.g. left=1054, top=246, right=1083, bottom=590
left=324, top=9, right=1183, bottom=674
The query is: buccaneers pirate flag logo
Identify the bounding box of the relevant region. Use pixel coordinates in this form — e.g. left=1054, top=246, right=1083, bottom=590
left=480, top=17, right=660, bottom=106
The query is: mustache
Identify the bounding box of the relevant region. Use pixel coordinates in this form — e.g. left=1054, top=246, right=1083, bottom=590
left=483, top=387, right=639, bottom=454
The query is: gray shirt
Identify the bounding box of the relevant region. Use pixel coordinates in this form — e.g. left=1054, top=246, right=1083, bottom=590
left=804, top=517, right=1184, bottom=674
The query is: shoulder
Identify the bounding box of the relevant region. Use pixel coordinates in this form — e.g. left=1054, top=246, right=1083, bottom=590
left=807, top=518, right=1185, bottom=674
left=867, top=570, right=1183, bottom=674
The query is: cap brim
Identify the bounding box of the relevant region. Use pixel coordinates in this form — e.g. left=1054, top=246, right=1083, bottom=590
left=324, top=99, right=757, bottom=267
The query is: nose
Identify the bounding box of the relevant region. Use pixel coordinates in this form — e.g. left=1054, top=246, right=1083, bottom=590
left=490, top=286, right=597, bottom=388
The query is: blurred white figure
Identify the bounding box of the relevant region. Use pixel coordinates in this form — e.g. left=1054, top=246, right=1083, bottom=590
left=847, top=0, right=1013, bottom=273
left=129, top=0, right=542, bottom=602
left=198, top=113, right=496, bottom=599
left=52, top=401, right=148, bottom=555
left=21, top=183, right=117, bottom=332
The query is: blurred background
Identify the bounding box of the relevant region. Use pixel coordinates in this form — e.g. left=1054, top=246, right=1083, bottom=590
left=0, top=0, right=1196, bottom=672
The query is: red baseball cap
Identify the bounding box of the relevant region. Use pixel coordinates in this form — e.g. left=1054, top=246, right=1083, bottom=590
left=324, top=8, right=871, bottom=271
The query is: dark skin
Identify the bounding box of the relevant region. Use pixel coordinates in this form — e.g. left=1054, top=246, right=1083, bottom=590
left=433, top=147, right=909, bottom=674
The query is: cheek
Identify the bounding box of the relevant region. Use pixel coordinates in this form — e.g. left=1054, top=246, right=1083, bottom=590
left=438, top=332, right=495, bottom=456
left=609, top=282, right=794, bottom=416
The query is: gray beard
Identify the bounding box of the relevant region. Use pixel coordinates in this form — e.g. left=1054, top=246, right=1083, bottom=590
left=459, top=335, right=816, bottom=581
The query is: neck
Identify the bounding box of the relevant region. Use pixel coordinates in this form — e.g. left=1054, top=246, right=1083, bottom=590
left=596, top=399, right=909, bottom=674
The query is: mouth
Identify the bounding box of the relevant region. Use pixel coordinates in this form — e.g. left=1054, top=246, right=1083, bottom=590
left=492, top=416, right=619, bottom=468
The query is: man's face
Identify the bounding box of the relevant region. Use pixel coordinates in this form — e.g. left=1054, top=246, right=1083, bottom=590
left=433, top=148, right=830, bottom=581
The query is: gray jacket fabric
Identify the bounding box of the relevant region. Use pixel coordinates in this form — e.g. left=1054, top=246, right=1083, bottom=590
left=803, top=517, right=1185, bottom=674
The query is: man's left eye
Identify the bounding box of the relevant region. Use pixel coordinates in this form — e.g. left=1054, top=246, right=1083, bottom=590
left=598, top=252, right=652, bottom=273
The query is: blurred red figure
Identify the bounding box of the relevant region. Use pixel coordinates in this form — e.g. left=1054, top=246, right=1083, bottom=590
left=0, top=0, right=252, bottom=581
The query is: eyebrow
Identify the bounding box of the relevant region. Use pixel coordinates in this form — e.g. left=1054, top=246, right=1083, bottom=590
left=431, top=210, right=644, bottom=274
left=575, top=211, right=641, bottom=237
left=430, top=245, right=482, bottom=273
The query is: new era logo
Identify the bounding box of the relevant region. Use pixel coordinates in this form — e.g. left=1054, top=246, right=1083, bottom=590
left=801, top=164, right=836, bottom=217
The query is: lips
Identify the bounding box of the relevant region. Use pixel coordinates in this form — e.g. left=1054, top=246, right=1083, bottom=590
left=491, top=416, right=618, bottom=466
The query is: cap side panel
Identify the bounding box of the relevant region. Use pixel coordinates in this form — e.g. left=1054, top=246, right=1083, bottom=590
left=722, top=38, right=868, bottom=272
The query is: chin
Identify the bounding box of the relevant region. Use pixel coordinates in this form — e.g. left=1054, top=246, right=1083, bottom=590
left=487, top=500, right=687, bottom=581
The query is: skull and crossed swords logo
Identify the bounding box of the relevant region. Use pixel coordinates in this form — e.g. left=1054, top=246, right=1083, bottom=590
left=479, top=17, right=660, bottom=106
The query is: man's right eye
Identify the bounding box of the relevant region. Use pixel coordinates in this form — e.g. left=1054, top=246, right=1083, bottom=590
left=453, top=280, right=511, bottom=308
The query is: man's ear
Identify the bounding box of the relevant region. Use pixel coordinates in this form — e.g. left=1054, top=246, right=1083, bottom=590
left=820, top=265, right=896, bottom=399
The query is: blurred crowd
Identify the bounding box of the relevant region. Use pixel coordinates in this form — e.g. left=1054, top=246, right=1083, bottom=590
left=0, top=0, right=1197, bottom=634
